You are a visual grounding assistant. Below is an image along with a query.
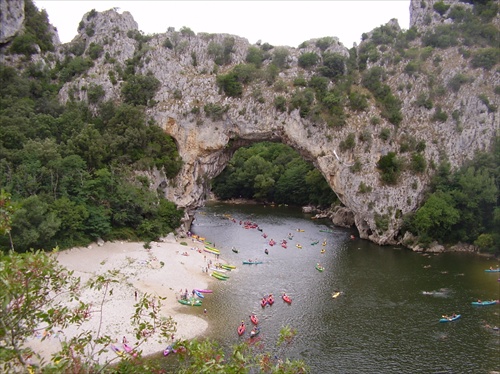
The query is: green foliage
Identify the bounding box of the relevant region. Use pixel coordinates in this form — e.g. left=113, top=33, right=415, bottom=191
left=87, top=83, right=105, bottom=104
left=448, top=73, right=469, bottom=92
left=407, top=139, right=499, bottom=249
left=298, top=52, right=319, bottom=69
left=272, top=47, right=289, bottom=69
left=87, top=42, right=104, bottom=60
left=317, top=53, right=346, bottom=80
left=315, top=37, right=334, bottom=51
left=216, top=72, right=242, bottom=97
left=478, top=94, right=497, bottom=113
left=246, top=46, right=265, bottom=68
left=432, top=105, right=448, bottom=122
left=339, top=133, right=356, bottom=152
left=180, top=26, right=195, bottom=38
left=212, top=142, right=337, bottom=207
left=348, top=91, right=369, bottom=111
left=121, top=74, right=160, bottom=106
left=207, top=37, right=235, bottom=66
left=433, top=1, right=450, bottom=16
left=0, top=65, right=183, bottom=251
left=9, top=0, right=54, bottom=55
left=415, top=93, right=433, bottom=109
left=57, top=56, right=94, bottom=82
left=377, top=152, right=402, bottom=185
left=361, top=67, right=402, bottom=125
left=470, top=48, right=500, bottom=70
left=410, top=153, right=427, bottom=173
left=203, top=102, right=229, bottom=120
left=274, top=96, right=287, bottom=112
left=289, top=88, right=315, bottom=118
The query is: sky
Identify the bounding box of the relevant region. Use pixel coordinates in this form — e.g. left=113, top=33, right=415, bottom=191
left=34, top=1, right=411, bottom=48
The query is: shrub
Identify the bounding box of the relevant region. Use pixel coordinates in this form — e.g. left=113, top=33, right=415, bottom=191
left=315, top=37, right=334, bottom=51
left=415, top=93, right=433, bottom=109
left=87, top=83, right=105, bottom=104
left=377, top=152, right=402, bottom=185
left=121, top=74, right=161, bottom=106
left=216, top=72, right=242, bottom=97
left=274, top=96, right=287, bottom=112
left=246, top=46, right=264, bottom=68
left=339, top=133, right=356, bottom=151
left=298, top=52, right=319, bottom=69
left=470, top=48, right=500, bottom=70
left=433, top=1, right=450, bottom=16
left=448, top=73, right=469, bottom=92
left=410, top=153, right=427, bottom=173
left=87, top=42, right=104, bottom=60
left=432, top=106, right=448, bottom=122
left=379, top=128, right=391, bottom=141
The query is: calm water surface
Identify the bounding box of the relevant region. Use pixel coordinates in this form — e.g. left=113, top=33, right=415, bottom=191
left=181, top=203, right=499, bottom=373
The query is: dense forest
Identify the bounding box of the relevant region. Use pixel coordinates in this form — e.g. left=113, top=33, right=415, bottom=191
left=212, top=142, right=337, bottom=207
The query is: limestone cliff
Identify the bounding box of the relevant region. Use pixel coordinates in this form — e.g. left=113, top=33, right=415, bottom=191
left=2, top=0, right=498, bottom=246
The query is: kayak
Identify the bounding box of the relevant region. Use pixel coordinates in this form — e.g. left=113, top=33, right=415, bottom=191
left=267, top=295, right=275, bottom=305
left=250, top=314, right=259, bottom=325
left=243, top=261, right=263, bottom=264
left=213, top=270, right=229, bottom=279
left=261, top=298, right=268, bottom=307
left=238, top=324, right=246, bottom=336
left=210, top=272, right=228, bottom=281
left=320, top=229, right=334, bottom=233
left=282, top=294, right=292, bottom=304
left=311, top=241, right=319, bottom=245
left=315, top=264, right=325, bottom=272
left=471, top=300, right=498, bottom=306
left=332, top=291, right=341, bottom=299
left=194, top=288, right=213, bottom=293
left=204, top=248, right=220, bottom=255
left=194, top=290, right=204, bottom=298
left=222, top=264, right=236, bottom=269
left=296, top=244, right=302, bottom=249
left=178, top=298, right=202, bottom=306
left=232, top=247, right=239, bottom=253
left=484, top=268, right=500, bottom=272
left=439, top=314, right=461, bottom=323
left=250, top=327, right=260, bottom=338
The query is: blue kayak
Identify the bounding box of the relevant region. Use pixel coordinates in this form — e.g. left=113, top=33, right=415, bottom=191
left=439, top=314, right=461, bottom=323
left=471, top=300, right=498, bottom=306
left=194, top=290, right=204, bottom=298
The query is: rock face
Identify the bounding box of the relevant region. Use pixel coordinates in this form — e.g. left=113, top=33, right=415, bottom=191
left=4, top=1, right=499, bottom=246
left=0, top=0, right=24, bottom=44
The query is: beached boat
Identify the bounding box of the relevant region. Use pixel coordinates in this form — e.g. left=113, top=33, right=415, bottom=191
left=471, top=300, right=498, bottom=306
left=210, top=272, right=228, bottom=281
left=194, top=290, right=204, bottom=298
left=178, top=298, right=202, bottom=306
left=243, top=260, right=263, bottom=264
left=111, top=344, right=124, bottom=356
left=222, top=264, right=236, bottom=269
left=194, top=288, right=213, bottom=294
left=282, top=294, right=292, bottom=304
left=439, top=314, right=461, bottom=323
left=213, top=270, right=229, bottom=279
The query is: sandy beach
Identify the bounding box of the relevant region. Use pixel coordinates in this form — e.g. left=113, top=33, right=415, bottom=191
left=25, top=234, right=220, bottom=365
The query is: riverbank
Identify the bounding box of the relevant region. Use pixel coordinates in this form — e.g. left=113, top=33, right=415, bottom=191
left=24, top=234, right=220, bottom=366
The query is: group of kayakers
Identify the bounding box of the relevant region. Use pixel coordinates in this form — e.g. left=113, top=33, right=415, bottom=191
left=261, top=294, right=274, bottom=307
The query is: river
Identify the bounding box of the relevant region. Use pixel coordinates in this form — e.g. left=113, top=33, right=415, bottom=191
left=180, top=202, right=499, bottom=373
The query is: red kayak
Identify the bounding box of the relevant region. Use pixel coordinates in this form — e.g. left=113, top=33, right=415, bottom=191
left=267, top=295, right=275, bottom=305
left=282, top=294, right=292, bottom=304
left=250, top=314, right=259, bottom=325
left=261, top=298, right=268, bottom=308
left=238, top=324, right=246, bottom=336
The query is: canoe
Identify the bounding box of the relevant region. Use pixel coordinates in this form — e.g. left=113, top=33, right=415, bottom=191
left=178, top=298, right=202, bottom=306
left=194, top=288, right=213, bottom=293
left=296, top=244, right=302, bottom=249
left=232, top=248, right=239, bottom=253
left=282, top=294, right=292, bottom=304
left=320, top=249, right=326, bottom=254
left=213, top=270, right=229, bottom=279
left=316, top=264, right=325, bottom=272
left=296, top=229, right=304, bottom=232
left=204, top=245, right=220, bottom=253
left=250, top=327, right=260, bottom=338
left=471, top=300, right=498, bottom=306
left=439, top=314, right=461, bottom=323
left=238, top=324, right=246, bottom=336
left=204, top=248, right=220, bottom=255
left=484, top=268, right=500, bottom=272
left=210, top=272, right=227, bottom=281
left=194, top=290, right=204, bottom=298
left=250, top=314, right=258, bottom=325
left=110, top=344, right=124, bottom=356
left=332, top=291, right=341, bottom=299
left=222, top=264, right=236, bottom=269
left=311, top=241, right=319, bottom=245
left=243, top=261, right=263, bottom=264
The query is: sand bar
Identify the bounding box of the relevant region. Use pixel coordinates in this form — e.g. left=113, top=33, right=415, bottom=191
left=24, top=234, right=221, bottom=365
